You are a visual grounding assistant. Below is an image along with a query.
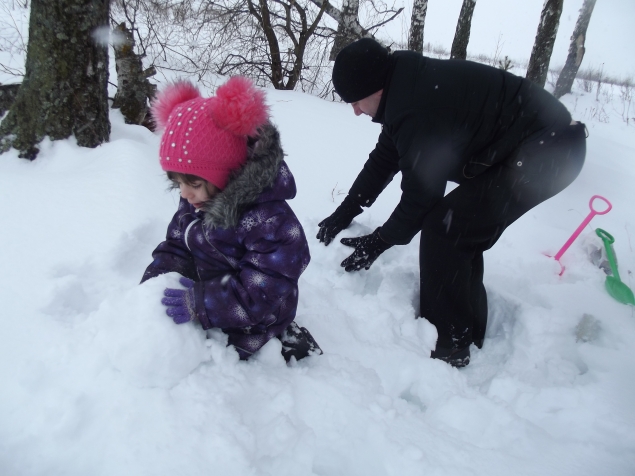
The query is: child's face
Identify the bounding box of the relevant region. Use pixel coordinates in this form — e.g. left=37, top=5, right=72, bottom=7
left=178, top=179, right=219, bottom=209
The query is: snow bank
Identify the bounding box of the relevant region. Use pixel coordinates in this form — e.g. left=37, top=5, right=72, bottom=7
left=1, top=86, right=634, bottom=475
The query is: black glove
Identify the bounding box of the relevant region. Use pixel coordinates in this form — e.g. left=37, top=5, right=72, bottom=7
left=340, top=227, right=393, bottom=272
left=316, top=195, right=363, bottom=246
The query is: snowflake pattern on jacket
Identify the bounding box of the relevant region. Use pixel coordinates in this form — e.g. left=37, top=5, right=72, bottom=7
left=142, top=123, right=311, bottom=358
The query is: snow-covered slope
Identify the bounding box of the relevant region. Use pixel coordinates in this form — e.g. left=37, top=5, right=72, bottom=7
left=1, top=80, right=634, bottom=475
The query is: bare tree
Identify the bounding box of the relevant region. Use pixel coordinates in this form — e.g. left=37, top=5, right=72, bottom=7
left=242, top=0, right=328, bottom=90
left=110, top=0, right=217, bottom=84
left=180, top=0, right=333, bottom=92
left=111, top=22, right=157, bottom=127
left=329, top=0, right=361, bottom=60
left=308, top=0, right=403, bottom=57
left=0, top=0, right=28, bottom=79
left=408, top=0, right=428, bottom=53
left=108, top=0, right=402, bottom=96
left=450, top=0, right=476, bottom=60
left=526, top=0, right=564, bottom=87
left=113, top=0, right=334, bottom=93
left=0, top=0, right=110, bottom=160
left=553, top=0, right=597, bottom=98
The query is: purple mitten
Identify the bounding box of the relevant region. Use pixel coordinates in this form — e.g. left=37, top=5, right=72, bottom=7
left=161, top=277, right=196, bottom=324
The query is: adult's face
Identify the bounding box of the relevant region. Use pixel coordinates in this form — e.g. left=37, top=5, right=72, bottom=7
left=351, top=90, right=383, bottom=118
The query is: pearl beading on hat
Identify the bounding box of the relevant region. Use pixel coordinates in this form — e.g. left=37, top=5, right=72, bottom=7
left=165, top=102, right=207, bottom=163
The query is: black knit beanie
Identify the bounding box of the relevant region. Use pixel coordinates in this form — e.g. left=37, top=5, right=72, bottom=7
left=332, top=38, right=390, bottom=103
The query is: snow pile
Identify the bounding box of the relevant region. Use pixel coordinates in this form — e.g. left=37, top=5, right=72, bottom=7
left=93, top=273, right=209, bottom=388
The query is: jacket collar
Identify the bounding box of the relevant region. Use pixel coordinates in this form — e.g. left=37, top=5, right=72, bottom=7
left=372, top=53, right=396, bottom=124
left=201, top=122, right=285, bottom=229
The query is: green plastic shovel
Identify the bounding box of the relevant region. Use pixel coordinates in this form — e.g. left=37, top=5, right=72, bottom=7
left=595, top=228, right=635, bottom=306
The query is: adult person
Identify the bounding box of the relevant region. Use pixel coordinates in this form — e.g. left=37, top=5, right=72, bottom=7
left=317, top=37, right=587, bottom=367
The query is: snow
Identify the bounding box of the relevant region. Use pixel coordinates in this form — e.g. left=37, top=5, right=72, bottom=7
left=2, top=0, right=635, bottom=471
left=1, top=79, right=634, bottom=474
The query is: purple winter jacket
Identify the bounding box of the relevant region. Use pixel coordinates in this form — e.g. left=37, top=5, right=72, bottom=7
left=142, top=123, right=311, bottom=358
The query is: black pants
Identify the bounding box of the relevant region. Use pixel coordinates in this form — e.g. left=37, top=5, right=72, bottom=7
left=419, top=122, right=587, bottom=351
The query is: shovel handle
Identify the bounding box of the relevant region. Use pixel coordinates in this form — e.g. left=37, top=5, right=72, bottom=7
left=596, top=228, right=621, bottom=281
left=595, top=228, right=614, bottom=245
left=589, top=195, right=612, bottom=215
left=554, top=195, right=612, bottom=261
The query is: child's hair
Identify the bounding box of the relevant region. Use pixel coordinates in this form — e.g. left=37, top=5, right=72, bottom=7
left=166, top=171, right=206, bottom=188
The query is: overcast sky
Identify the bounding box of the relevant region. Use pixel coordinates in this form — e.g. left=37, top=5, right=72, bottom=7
left=381, top=0, right=634, bottom=81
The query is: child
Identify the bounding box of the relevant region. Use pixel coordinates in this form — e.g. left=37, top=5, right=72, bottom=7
left=141, top=76, right=321, bottom=362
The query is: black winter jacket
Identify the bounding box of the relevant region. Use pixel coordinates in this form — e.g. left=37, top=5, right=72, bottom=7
left=348, top=51, right=573, bottom=245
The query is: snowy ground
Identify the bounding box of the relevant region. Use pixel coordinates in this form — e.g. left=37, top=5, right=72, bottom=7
left=1, top=76, right=634, bottom=475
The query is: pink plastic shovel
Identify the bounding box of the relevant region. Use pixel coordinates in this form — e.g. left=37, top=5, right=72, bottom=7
left=552, top=195, right=612, bottom=275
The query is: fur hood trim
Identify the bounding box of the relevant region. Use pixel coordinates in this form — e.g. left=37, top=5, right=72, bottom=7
left=201, top=122, right=285, bottom=229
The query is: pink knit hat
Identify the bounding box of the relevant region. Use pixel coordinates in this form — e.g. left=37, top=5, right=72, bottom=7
left=151, top=77, right=269, bottom=190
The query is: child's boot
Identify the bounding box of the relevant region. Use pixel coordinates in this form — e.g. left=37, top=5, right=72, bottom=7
left=278, top=322, right=323, bottom=362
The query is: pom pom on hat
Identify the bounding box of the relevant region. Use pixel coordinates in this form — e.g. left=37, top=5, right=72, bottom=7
left=151, top=81, right=201, bottom=129
left=209, top=76, right=269, bottom=137
left=155, top=76, right=270, bottom=190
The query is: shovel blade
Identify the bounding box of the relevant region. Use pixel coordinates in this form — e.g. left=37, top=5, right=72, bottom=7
left=605, top=277, right=635, bottom=305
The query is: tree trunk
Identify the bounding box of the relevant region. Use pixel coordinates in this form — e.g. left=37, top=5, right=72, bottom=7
left=247, top=0, right=284, bottom=89
left=0, top=0, right=110, bottom=160
left=0, top=84, right=20, bottom=116
left=245, top=0, right=327, bottom=90
left=553, top=0, right=597, bottom=98
left=408, top=0, right=428, bottom=53
left=308, top=0, right=399, bottom=51
left=112, top=22, right=157, bottom=129
left=526, top=0, right=564, bottom=87
left=450, top=0, right=477, bottom=60
left=329, top=0, right=361, bottom=60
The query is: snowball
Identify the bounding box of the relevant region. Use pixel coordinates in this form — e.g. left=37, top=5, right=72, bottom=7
left=91, top=273, right=209, bottom=388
